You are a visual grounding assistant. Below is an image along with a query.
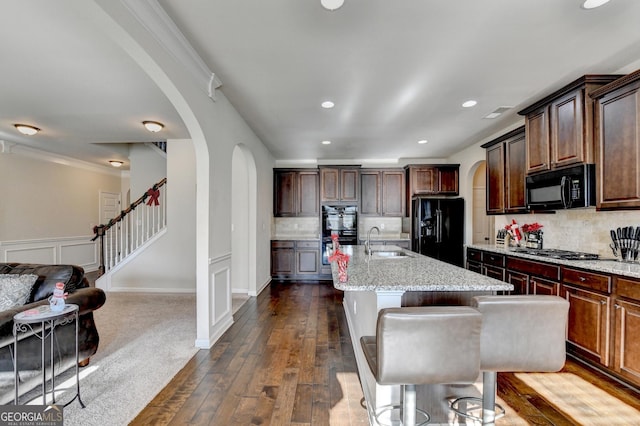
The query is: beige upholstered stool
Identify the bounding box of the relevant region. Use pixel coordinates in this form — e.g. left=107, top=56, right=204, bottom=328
left=360, top=306, right=483, bottom=426
left=451, top=295, right=569, bottom=426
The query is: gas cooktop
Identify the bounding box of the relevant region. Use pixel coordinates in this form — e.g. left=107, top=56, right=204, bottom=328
left=511, top=248, right=599, bottom=260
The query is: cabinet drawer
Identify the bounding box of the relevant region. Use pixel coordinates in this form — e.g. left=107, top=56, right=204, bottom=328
left=482, top=252, right=505, bottom=267
left=296, top=241, right=319, bottom=249
left=616, top=277, right=640, bottom=301
left=484, top=265, right=505, bottom=281
left=272, top=240, right=295, bottom=249
left=563, top=267, right=611, bottom=293
left=467, top=248, right=482, bottom=262
left=506, top=257, right=560, bottom=281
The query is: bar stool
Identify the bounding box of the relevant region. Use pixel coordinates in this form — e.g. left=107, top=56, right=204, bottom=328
left=360, top=306, right=483, bottom=426
left=451, top=295, right=569, bottom=425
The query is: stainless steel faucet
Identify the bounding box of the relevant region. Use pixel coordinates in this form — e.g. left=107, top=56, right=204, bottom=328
left=365, top=226, right=380, bottom=255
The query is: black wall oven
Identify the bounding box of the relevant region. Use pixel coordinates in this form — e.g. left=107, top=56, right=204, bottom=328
left=321, top=205, right=357, bottom=265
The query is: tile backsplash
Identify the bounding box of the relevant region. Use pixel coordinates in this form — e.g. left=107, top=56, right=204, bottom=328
left=495, top=208, right=640, bottom=258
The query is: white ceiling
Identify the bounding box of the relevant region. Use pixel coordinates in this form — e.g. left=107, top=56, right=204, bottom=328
left=2, top=0, right=640, bottom=168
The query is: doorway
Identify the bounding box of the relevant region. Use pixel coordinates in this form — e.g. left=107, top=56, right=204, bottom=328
left=472, top=162, right=493, bottom=244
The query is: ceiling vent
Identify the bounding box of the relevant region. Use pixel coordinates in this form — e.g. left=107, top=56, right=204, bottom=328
left=484, top=106, right=513, bottom=119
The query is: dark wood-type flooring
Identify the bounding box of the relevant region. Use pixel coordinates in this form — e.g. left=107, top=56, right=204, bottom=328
left=131, top=281, right=640, bottom=425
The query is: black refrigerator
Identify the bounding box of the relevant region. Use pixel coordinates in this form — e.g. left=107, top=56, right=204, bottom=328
left=411, top=197, right=464, bottom=267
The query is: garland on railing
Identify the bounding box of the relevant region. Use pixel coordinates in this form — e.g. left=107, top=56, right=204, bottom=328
left=91, top=178, right=167, bottom=241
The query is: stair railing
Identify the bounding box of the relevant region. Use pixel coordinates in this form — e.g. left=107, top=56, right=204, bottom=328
left=92, top=178, right=167, bottom=275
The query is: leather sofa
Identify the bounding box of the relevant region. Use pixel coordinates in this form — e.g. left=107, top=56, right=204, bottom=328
left=0, top=263, right=106, bottom=373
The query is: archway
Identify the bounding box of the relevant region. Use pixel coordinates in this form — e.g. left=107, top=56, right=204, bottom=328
left=470, top=161, right=493, bottom=245
left=231, top=145, right=258, bottom=296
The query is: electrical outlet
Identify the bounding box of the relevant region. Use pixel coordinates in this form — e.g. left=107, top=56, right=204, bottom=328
left=380, top=223, right=385, bottom=230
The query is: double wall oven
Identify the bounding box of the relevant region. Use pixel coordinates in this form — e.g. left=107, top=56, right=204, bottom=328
left=321, top=205, right=357, bottom=265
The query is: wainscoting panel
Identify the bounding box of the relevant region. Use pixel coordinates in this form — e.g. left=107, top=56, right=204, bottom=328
left=205, top=253, right=234, bottom=348
left=0, top=236, right=99, bottom=271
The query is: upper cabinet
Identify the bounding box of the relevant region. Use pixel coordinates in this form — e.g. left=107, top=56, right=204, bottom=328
left=274, top=169, right=319, bottom=217
left=591, top=69, right=640, bottom=210
left=518, top=75, right=622, bottom=175
left=482, top=126, right=527, bottom=215
left=405, top=164, right=459, bottom=197
left=360, top=169, right=406, bottom=216
left=319, top=166, right=360, bottom=203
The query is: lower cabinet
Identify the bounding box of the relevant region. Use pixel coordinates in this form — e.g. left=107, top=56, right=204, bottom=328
left=271, top=240, right=323, bottom=280
left=562, top=284, right=611, bottom=366
left=613, top=277, right=640, bottom=384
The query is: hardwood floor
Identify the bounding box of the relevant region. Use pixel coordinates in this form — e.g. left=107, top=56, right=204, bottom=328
left=131, top=281, right=640, bottom=425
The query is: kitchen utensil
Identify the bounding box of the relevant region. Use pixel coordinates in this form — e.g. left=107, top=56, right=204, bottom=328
left=611, top=229, right=618, bottom=249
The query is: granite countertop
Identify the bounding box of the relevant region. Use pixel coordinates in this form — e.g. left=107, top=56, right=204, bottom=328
left=358, top=234, right=410, bottom=241
left=331, top=245, right=513, bottom=292
left=467, top=243, right=640, bottom=280
left=271, top=235, right=320, bottom=241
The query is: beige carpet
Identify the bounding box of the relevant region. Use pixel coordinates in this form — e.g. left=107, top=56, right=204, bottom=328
left=516, top=372, right=640, bottom=425
left=17, top=292, right=200, bottom=426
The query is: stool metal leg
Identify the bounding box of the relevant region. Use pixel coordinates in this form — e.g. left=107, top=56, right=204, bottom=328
left=482, top=372, right=497, bottom=426
left=402, top=384, right=416, bottom=426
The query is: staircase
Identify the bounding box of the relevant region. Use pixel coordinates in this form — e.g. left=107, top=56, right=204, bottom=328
left=92, top=178, right=167, bottom=274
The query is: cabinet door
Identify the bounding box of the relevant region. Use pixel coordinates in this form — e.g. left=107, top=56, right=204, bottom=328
left=614, top=298, right=640, bottom=385
left=438, top=167, right=459, bottom=195
left=360, top=171, right=381, bottom=215
left=526, top=107, right=551, bottom=174
left=506, top=270, right=529, bottom=295
left=296, top=242, right=319, bottom=275
left=271, top=242, right=295, bottom=276
left=550, top=89, right=585, bottom=168
left=467, top=261, right=483, bottom=274
left=596, top=81, right=640, bottom=210
left=274, top=171, right=297, bottom=216
left=505, top=134, right=527, bottom=212
left=412, top=167, right=437, bottom=194
left=484, top=265, right=505, bottom=281
left=298, top=171, right=319, bottom=216
left=340, top=169, right=359, bottom=202
left=563, top=285, right=610, bottom=366
left=320, top=168, right=340, bottom=202
left=486, top=143, right=505, bottom=214
left=530, top=277, right=560, bottom=296
left=381, top=170, right=405, bottom=216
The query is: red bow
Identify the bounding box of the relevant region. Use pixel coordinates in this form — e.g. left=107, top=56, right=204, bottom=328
left=146, top=188, right=160, bottom=206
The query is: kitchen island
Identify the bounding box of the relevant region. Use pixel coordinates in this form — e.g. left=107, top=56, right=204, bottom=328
left=331, top=245, right=512, bottom=425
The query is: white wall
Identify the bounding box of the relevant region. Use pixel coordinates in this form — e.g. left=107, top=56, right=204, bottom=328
left=129, top=143, right=166, bottom=199
left=109, top=139, right=196, bottom=291
left=0, top=146, right=121, bottom=269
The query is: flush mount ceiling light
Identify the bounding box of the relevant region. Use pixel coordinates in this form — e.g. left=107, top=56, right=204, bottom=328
left=14, top=124, right=40, bottom=136
left=321, top=0, right=344, bottom=11
left=418, top=139, right=429, bottom=144
left=321, top=101, right=335, bottom=109
left=142, top=121, right=164, bottom=132
left=322, top=140, right=332, bottom=145
left=582, top=0, right=611, bottom=9
left=462, top=100, right=477, bottom=108
left=109, top=160, right=124, bottom=168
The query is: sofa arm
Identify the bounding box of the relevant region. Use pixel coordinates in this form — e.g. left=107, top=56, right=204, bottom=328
left=65, top=287, right=106, bottom=316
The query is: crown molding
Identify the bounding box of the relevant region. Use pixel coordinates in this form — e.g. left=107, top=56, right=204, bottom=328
left=122, top=0, right=222, bottom=100
left=4, top=143, right=124, bottom=177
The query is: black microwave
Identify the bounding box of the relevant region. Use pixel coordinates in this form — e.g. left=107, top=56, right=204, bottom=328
left=526, top=164, right=596, bottom=210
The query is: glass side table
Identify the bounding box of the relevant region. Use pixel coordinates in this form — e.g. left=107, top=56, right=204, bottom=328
left=13, top=303, right=85, bottom=407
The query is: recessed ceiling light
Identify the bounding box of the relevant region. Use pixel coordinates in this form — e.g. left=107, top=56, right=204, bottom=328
left=582, top=0, right=611, bottom=9
left=14, top=124, right=40, bottom=136
left=462, top=100, right=477, bottom=108
left=143, top=120, right=164, bottom=132
left=322, top=140, right=332, bottom=145
left=109, top=160, right=124, bottom=168
left=321, top=0, right=344, bottom=11
left=321, top=101, right=335, bottom=109
left=418, top=139, right=429, bottom=144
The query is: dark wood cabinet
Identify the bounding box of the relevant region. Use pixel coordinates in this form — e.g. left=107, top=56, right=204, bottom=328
left=320, top=167, right=359, bottom=203
left=483, top=126, right=526, bottom=214
left=592, top=69, right=640, bottom=210
left=519, top=75, right=621, bottom=175
left=506, top=270, right=528, bottom=294
left=406, top=164, right=459, bottom=197
left=506, top=255, right=560, bottom=295
left=274, top=169, right=319, bottom=217
left=613, top=276, right=640, bottom=385
left=271, top=240, right=321, bottom=279
left=360, top=169, right=405, bottom=216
